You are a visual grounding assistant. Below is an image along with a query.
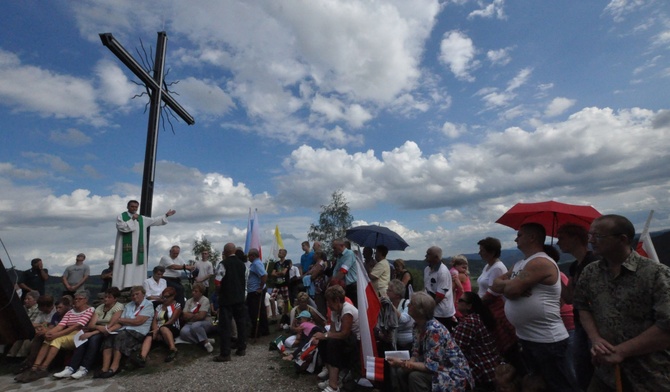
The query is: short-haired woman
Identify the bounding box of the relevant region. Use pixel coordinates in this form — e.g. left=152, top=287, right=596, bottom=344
left=313, top=285, right=360, bottom=392
left=388, top=291, right=473, bottom=392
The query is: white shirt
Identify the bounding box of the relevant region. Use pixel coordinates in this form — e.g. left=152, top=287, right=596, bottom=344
left=477, top=260, right=508, bottom=298
left=143, top=277, right=167, bottom=298
left=423, top=262, right=455, bottom=318
left=160, top=255, right=187, bottom=278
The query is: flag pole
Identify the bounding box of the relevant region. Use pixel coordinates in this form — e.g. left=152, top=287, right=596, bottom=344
left=636, top=210, right=660, bottom=263
left=641, top=210, right=654, bottom=235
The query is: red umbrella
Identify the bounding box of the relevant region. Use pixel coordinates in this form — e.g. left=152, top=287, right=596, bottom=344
left=496, top=201, right=601, bottom=238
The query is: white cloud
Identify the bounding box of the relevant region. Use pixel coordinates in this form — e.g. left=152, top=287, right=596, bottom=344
left=487, top=47, right=512, bottom=66
left=468, top=0, right=506, bottom=20
left=310, top=94, right=373, bottom=129
left=545, top=97, right=576, bottom=117
left=22, top=152, right=72, bottom=173
left=604, top=0, right=646, bottom=22
left=71, top=0, right=441, bottom=143
left=277, top=107, right=670, bottom=214
left=507, top=68, right=533, bottom=92
left=95, top=60, right=140, bottom=107
left=441, top=121, right=467, bottom=138
left=439, top=30, right=479, bottom=82
left=49, top=128, right=93, bottom=146
left=177, top=77, right=235, bottom=117
left=0, top=49, right=104, bottom=125
left=477, top=68, right=533, bottom=109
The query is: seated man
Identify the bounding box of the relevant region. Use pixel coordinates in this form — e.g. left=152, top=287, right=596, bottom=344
left=97, top=285, right=154, bottom=378
left=15, top=290, right=94, bottom=383
left=143, top=265, right=167, bottom=308
left=7, top=291, right=41, bottom=357
left=8, top=292, right=52, bottom=359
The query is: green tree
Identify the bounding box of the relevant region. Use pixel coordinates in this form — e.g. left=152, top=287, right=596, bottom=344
left=308, top=190, right=354, bottom=258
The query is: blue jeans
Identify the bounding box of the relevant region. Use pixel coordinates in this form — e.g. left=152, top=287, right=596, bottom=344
left=519, top=338, right=581, bottom=392
left=70, top=333, right=104, bottom=371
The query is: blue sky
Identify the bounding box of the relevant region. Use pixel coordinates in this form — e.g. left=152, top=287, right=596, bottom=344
left=1, top=0, right=668, bottom=275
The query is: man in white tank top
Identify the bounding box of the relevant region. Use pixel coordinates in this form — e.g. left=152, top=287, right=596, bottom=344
left=492, top=223, right=579, bottom=392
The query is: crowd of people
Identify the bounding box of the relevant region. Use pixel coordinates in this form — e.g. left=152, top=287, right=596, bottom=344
left=6, top=201, right=670, bottom=392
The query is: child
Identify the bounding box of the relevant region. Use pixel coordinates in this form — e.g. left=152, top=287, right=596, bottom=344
left=282, top=310, right=322, bottom=361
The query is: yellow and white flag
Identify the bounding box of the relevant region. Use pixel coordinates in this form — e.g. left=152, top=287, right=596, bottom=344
left=270, top=225, right=284, bottom=259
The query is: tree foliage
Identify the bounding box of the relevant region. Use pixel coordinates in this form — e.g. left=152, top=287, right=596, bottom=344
left=308, top=190, right=354, bottom=255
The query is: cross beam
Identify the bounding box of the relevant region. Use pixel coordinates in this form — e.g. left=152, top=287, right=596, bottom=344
left=99, top=32, right=195, bottom=218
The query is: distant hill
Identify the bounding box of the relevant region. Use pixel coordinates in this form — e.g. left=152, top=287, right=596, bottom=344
left=5, top=270, right=108, bottom=299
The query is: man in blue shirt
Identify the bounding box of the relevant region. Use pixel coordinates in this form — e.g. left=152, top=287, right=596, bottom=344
left=299, top=241, right=314, bottom=275
left=246, top=248, right=269, bottom=338
left=331, top=239, right=359, bottom=307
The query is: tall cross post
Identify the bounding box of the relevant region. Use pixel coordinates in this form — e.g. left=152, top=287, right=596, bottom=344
left=99, top=32, right=194, bottom=218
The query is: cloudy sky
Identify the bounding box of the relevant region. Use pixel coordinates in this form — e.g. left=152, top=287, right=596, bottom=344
left=1, top=0, right=668, bottom=275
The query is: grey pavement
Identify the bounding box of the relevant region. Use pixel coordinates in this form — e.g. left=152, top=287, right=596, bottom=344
left=0, top=374, right=126, bottom=391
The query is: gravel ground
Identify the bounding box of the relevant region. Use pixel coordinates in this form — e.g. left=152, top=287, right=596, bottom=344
left=116, top=333, right=327, bottom=392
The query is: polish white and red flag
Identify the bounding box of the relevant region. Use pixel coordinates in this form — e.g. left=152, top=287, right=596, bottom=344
left=355, top=253, right=383, bottom=382
left=244, top=208, right=263, bottom=261
left=636, top=211, right=660, bottom=263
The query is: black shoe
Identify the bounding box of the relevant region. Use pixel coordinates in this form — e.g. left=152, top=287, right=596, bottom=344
left=130, top=353, right=147, bottom=368
left=98, top=369, right=117, bottom=379
left=165, top=349, right=177, bottom=363
left=213, top=355, right=231, bottom=362
left=235, top=349, right=246, bottom=356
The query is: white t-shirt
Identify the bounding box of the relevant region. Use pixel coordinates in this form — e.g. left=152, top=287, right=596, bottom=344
left=476, top=260, right=508, bottom=298
left=160, top=255, right=186, bottom=278
left=194, top=260, right=214, bottom=287
left=331, top=302, right=360, bottom=340
left=423, top=263, right=455, bottom=318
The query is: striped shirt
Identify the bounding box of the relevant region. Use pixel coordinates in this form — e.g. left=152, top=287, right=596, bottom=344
left=58, top=306, right=95, bottom=327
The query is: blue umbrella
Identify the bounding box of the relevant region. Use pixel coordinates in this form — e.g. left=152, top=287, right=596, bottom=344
left=345, top=225, right=409, bottom=251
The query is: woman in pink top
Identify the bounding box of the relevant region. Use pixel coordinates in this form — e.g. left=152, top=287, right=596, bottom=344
left=451, top=255, right=471, bottom=317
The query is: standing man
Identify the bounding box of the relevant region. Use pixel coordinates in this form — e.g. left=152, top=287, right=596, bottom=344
left=62, top=253, right=90, bottom=297
left=556, top=223, right=600, bottom=390
left=246, top=248, right=269, bottom=338
left=269, top=249, right=291, bottom=316
left=423, top=246, right=456, bottom=331
left=370, top=245, right=391, bottom=298
left=299, top=241, right=314, bottom=276
left=214, top=243, right=248, bottom=362
left=100, top=259, right=114, bottom=293
left=19, top=258, right=49, bottom=298
left=493, top=223, right=578, bottom=391
left=331, top=238, right=358, bottom=307
left=574, top=215, right=670, bottom=391
left=193, top=250, right=214, bottom=296
left=113, top=200, right=175, bottom=289
left=160, top=245, right=193, bottom=307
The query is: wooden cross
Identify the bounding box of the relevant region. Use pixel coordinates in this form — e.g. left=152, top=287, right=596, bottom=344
left=99, top=31, right=195, bottom=218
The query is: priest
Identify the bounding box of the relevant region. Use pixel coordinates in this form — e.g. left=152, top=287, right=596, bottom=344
left=112, top=200, right=176, bottom=289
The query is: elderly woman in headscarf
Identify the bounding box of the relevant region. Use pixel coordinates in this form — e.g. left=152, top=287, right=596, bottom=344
left=388, top=291, right=473, bottom=392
